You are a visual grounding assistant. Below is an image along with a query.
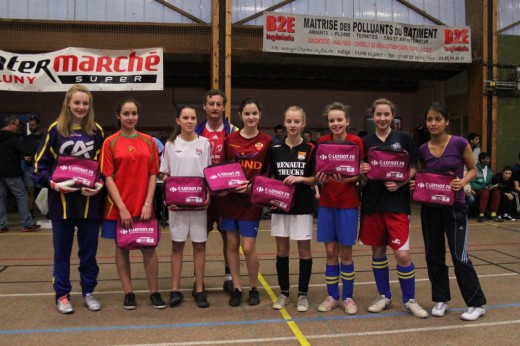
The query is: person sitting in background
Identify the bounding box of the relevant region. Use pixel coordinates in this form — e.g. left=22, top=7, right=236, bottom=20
left=470, top=152, right=502, bottom=222
left=492, top=166, right=517, bottom=221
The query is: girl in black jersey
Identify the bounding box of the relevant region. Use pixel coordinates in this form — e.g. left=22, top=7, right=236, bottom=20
left=269, top=106, right=316, bottom=312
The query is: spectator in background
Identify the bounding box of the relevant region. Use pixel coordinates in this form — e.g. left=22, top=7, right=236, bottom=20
left=492, top=166, right=518, bottom=221
left=470, top=152, right=502, bottom=222
left=272, top=124, right=285, bottom=145
left=467, top=133, right=481, bottom=164
left=302, top=130, right=316, bottom=145
left=22, top=115, right=44, bottom=216
left=0, top=115, right=40, bottom=233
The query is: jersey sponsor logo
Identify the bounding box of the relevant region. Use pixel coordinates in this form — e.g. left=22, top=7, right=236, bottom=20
left=60, top=140, right=94, bottom=158
left=298, top=151, right=306, bottom=160
left=391, top=143, right=402, bottom=150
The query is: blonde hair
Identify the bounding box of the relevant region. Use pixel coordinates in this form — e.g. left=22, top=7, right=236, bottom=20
left=56, top=84, right=96, bottom=137
left=285, top=105, right=306, bottom=124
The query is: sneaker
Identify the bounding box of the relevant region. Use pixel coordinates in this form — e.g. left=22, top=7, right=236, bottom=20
left=56, top=295, right=74, bottom=314
left=318, top=296, right=339, bottom=312
left=368, top=295, right=392, bottom=313
left=344, top=298, right=358, bottom=315
left=229, top=288, right=242, bottom=307
left=150, top=292, right=166, bottom=309
left=492, top=216, right=504, bottom=222
left=273, top=294, right=289, bottom=310
left=431, top=302, right=448, bottom=317
left=83, top=293, right=101, bottom=311
left=296, top=295, right=309, bottom=312
left=223, top=279, right=234, bottom=294
left=194, top=291, right=209, bottom=308
left=192, top=281, right=206, bottom=298
left=20, top=223, right=41, bottom=232
left=477, top=216, right=484, bottom=223
left=502, top=214, right=516, bottom=221
left=403, top=299, right=429, bottom=319
left=248, top=287, right=260, bottom=306
left=123, top=292, right=137, bottom=310
left=460, top=306, right=486, bottom=321
left=168, top=291, right=184, bottom=307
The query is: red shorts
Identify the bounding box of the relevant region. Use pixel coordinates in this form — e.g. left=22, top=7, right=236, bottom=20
left=359, top=212, right=410, bottom=251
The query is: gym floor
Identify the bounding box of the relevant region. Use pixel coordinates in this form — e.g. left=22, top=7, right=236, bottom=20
left=1, top=204, right=519, bottom=345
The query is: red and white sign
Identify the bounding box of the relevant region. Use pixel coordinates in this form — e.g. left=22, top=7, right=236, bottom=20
left=0, top=47, right=163, bottom=92
left=263, top=12, right=471, bottom=63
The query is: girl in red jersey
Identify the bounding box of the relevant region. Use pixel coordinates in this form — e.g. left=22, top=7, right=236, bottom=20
left=220, top=98, right=272, bottom=307
left=315, top=102, right=363, bottom=315
left=100, top=98, right=165, bottom=310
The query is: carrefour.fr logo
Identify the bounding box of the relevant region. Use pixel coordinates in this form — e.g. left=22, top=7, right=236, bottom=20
left=319, top=154, right=327, bottom=160
left=370, top=160, right=379, bottom=166
left=120, top=229, right=128, bottom=235
left=256, top=187, right=265, bottom=192
left=60, top=165, right=68, bottom=170
left=169, top=187, right=178, bottom=192
left=417, top=182, right=425, bottom=188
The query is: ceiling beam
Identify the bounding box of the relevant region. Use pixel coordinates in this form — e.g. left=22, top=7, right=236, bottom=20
left=395, top=0, right=445, bottom=25
left=153, top=0, right=207, bottom=25
left=235, top=0, right=296, bottom=25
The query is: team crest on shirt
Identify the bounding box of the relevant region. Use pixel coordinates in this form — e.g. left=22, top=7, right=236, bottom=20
left=196, top=148, right=203, bottom=155
left=128, top=146, right=135, bottom=153
left=254, top=142, right=264, bottom=151
left=391, top=143, right=402, bottom=150
left=297, top=151, right=306, bottom=160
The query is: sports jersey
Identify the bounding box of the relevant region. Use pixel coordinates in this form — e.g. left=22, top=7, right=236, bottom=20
left=160, top=136, right=211, bottom=177
left=318, top=134, right=364, bottom=209
left=220, top=131, right=272, bottom=220
left=195, top=119, right=238, bottom=165
left=100, top=131, right=159, bottom=220
left=270, top=140, right=316, bottom=214
left=361, top=129, right=417, bottom=215
left=34, top=122, right=105, bottom=220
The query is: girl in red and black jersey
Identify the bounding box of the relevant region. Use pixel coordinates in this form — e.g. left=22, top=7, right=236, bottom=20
left=220, top=98, right=272, bottom=307
left=269, top=106, right=316, bottom=312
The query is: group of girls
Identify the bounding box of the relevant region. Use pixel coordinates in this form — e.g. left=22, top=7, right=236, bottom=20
left=36, top=84, right=486, bottom=322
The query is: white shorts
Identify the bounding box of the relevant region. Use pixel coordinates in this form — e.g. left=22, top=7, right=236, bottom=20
left=169, top=210, right=208, bottom=243
left=271, top=214, right=313, bottom=240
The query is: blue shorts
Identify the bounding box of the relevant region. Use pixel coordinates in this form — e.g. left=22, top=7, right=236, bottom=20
left=101, top=220, right=117, bottom=240
left=220, top=218, right=259, bottom=238
left=317, top=207, right=358, bottom=246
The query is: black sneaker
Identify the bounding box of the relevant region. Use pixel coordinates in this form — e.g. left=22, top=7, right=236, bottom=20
left=150, top=292, right=166, bottom=309
left=477, top=216, right=484, bottom=223
left=502, top=214, right=516, bottom=221
left=192, top=281, right=205, bottom=298
left=123, top=292, right=137, bottom=310
left=223, top=279, right=234, bottom=294
left=492, top=216, right=504, bottom=222
left=248, top=287, right=260, bottom=306
left=20, top=223, right=41, bottom=232
left=229, top=288, right=242, bottom=307
left=194, top=291, right=209, bottom=308
left=168, top=291, right=184, bottom=307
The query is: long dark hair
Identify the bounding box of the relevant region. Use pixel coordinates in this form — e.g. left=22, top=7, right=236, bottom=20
left=168, top=105, right=197, bottom=143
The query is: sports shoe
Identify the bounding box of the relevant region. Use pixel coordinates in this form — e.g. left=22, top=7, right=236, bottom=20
left=431, top=302, right=448, bottom=317
left=194, top=291, right=209, bottom=308
left=192, top=281, right=206, bottom=298
left=368, top=295, right=392, bottom=313
left=460, top=306, right=486, bottom=321
left=150, top=292, right=166, bottom=309
left=229, top=288, right=242, bottom=307
left=296, top=295, right=309, bottom=312
left=123, top=292, right=137, bottom=310
left=492, top=216, right=504, bottom=222
left=477, top=216, right=484, bottom=223
left=318, top=296, right=339, bottom=312
left=502, top=214, right=516, bottom=221
left=344, top=298, right=358, bottom=315
left=20, top=223, right=41, bottom=232
left=83, top=293, right=101, bottom=311
left=248, top=287, right=260, bottom=306
left=273, top=294, right=289, bottom=310
left=168, top=291, right=184, bottom=307
left=403, top=299, right=429, bottom=319
left=57, top=295, right=74, bottom=314
left=223, top=279, right=234, bottom=294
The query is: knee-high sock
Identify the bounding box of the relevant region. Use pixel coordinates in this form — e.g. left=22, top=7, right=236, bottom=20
left=298, top=258, right=312, bottom=296
left=372, top=256, right=391, bottom=299
left=397, top=263, right=415, bottom=303
left=340, top=263, right=355, bottom=300
left=276, top=256, right=290, bottom=296
left=325, top=264, right=340, bottom=300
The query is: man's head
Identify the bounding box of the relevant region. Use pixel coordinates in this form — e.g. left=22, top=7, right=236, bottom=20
left=28, top=116, right=40, bottom=134
left=274, top=125, right=284, bottom=140
left=303, top=130, right=312, bottom=143
left=2, top=115, right=21, bottom=133
left=468, top=133, right=480, bottom=148
left=502, top=166, right=513, bottom=181
left=203, top=89, right=226, bottom=123
left=478, top=152, right=490, bottom=167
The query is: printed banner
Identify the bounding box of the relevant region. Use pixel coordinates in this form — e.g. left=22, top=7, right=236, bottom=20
left=0, top=47, right=163, bottom=92
left=263, top=12, right=471, bottom=63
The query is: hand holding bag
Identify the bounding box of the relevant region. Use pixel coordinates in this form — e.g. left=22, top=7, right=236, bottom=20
left=366, top=147, right=410, bottom=182
left=51, top=155, right=100, bottom=188
left=250, top=176, right=295, bottom=212
left=315, top=141, right=360, bottom=176
left=116, top=218, right=160, bottom=250
left=412, top=170, right=456, bottom=206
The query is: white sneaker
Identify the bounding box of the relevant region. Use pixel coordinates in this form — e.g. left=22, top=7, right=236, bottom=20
left=368, top=294, right=392, bottom=313
left=460, top=306, right=486, bottom=321
left=57, top=295, right=74, bottom=314
left=431, top=302, right=448, bottom=317
left=403, top=299, right=429, bottom=319
left=84, top=293, right=102, bottom=311
left=344, top=298, right=358, bottom=315
left=318, top=296, right=339, bottom=312
left=272, top=294, right=289, bottom=310
left=296, top=295, right=309, bottom=312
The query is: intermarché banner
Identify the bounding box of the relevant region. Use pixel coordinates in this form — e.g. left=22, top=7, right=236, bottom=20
left=0, top=47, right=163, bottom=92
left=263, top=12, right=471, bottom=63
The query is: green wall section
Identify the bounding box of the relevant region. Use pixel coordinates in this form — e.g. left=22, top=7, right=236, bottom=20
left=497, top=35, right=520, bottom=170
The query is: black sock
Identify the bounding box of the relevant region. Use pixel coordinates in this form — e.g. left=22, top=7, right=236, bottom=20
left=276, top=256, right=290, bottom=294
left=298, top=258, right=313, bottom=295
